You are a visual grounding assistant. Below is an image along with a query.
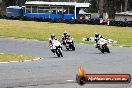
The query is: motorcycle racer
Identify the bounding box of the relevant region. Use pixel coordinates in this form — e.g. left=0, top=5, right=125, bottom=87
left=49, top=34, right=57, bottom=55
left=94, top=33, right=104, bottom=48
left=61, top=32, right=70, bottom=45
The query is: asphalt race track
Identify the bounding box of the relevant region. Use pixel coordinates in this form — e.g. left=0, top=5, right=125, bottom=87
left=0, top=38, right=132, bottom=88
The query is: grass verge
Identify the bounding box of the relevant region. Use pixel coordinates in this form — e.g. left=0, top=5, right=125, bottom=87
left=0, top=19, right=132, bottom=47
left=0, top=53, right=34, bottom=62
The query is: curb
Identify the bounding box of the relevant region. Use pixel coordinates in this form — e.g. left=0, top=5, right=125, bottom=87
left=1, top=37, right=40, bottom=42
left=0, top=57, right=41, bottom=64
left=79, top=43, right=132, bottom=49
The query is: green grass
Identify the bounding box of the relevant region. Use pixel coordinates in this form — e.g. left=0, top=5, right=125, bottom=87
left=0, top=53, right=34, bottom=62
left=0, top=19, right=132, bottom=46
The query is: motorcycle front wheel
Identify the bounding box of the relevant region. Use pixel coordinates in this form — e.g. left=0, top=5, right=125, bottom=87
left=56, top=48, right=63, bottom=57
left=101, top=49, right=105, bottom=53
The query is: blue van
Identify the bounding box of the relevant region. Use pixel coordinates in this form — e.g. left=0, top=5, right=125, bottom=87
left=6, top=6, right=24, bottom=19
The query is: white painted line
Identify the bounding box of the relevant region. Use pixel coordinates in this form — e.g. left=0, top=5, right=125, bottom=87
left=9, top=37, right=15, bottom=39
left=20, top=55, right=23, bottom=57
left=24, top=60, right=31, bottom=62
left=108, top=45, right=111, bottom=46
left=20, top=38, right=27, bottom=41
left=119, top=46, right=123, bottom=47
left=131, top=47, right=132, bottom=48
left=33, top=40, right=39, bottom=42
left=0, top=57, right=42, bottom=64
left=33, top=57, right=41, bottom=61
left=0, top=53, right=4, bottom=54
left=66, top=80, right=75, bottom=82
left=10, top=61, right=19, bottom=63
left=33, top=59, right=39, bottom=61
left=80, top=43, right=84, bottom=44
left=0, top=62, right=9, bottom=64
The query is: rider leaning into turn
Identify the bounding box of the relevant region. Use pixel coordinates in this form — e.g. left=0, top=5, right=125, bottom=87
left=62, top=32, right=69, bottom=40
left=94, top=33, right=104, bottom=48
left=94, top=33, right=103, bottom=43
left=61, top=32, right=70, bottom=44
left=49, top=34, right=57, bottom=55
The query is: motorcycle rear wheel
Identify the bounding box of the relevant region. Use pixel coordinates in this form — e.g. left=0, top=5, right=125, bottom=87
left=106, top=47, right=110, bottom=53
left=69, top=44, right=75, bottom=51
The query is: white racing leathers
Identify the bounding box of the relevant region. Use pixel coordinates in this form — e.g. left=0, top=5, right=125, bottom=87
left=51, top=39, right=62, bottom=49
left=50, top=39, right=63, bottom=57
left=96, top=38, right=110, bottom=53
left=83, top=36, right=117, bottom=53
left=83, top=36, right=117, bottom=43
left=97, top=38, right=107, bottom=47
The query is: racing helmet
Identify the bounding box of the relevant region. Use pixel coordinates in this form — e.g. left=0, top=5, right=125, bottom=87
left=51, top=34, right=55, bottom=39
left=63, top=32, right=68, bottom=36
left=95, top=33, right=99, bottom=37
